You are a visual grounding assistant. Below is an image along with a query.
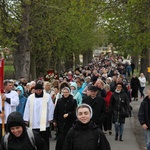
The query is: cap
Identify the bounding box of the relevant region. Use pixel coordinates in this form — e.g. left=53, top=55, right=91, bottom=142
left=89, top=86, right=98, bottom=91
left=34, top=84, right=43, bottom=90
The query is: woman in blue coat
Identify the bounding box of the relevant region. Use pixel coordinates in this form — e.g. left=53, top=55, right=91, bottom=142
left=16, top=85, right=27, bottom=116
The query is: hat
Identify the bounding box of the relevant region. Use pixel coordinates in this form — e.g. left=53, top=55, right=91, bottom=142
left=91, top=76, right=98, bottom=82
left=34, top=84, right=43, bottom=90
left=89, top=86, right=98, bottom=91
left=76, top=103, right=93, bottom=118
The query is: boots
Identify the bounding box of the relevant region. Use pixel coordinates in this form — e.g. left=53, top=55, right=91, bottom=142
left=119, top=135, right=123, bottom=141
left=115, top=133, right=118, bottom=140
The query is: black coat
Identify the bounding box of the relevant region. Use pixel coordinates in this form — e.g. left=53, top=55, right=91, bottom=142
left=0, top=131, right=47, bottom=150
left=138, top=96, right=150, bottom=130
left=110, top=90, right=130, bottom=123
left=130, top=77, right=140, bottom=97
left=54, top=95, right=77, bottom=133
left=0, top=112, right=47, bottom=150
left=111, top=83, right=128, bottom=94
left=82, top=96, right=106, bottom=127
left=62, top=121, right=111, bottom=150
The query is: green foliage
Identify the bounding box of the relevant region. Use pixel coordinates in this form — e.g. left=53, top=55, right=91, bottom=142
left=4, top=65, right=14, bottom=71
left=101, top=0, right=150, bottom=56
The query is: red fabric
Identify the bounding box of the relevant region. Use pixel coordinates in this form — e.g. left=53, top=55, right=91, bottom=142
left=0, top=58, right=4, bottom=93
left=105, top=90, right=113, bottom=107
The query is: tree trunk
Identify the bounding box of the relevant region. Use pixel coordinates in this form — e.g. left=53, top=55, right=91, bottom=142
left=74, top=52, right=80, bottom=67
left=83, top=53, right=89, bottom=66
left=87, top=49, right=93, bottom=63
left=30, top=53, right=36, bottom=80
left=83, top=49, right=93, bottom=66
left=65, top=54, right=73, bottom=71
left=55, top=57, right=61, bottom=75
left=140, top=48, right=150, bottom=83
left=131, top=56, right=139, bottom=71
left=13, top=2, right=30, bottom=80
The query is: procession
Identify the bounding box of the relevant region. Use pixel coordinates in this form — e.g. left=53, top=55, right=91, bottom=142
left=0, top=53, right=149, bottom=150
left=0, top=1, right=149, bottom=150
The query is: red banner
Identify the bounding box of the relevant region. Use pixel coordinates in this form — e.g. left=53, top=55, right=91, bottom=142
left=0, top=58, right=4, bottom=93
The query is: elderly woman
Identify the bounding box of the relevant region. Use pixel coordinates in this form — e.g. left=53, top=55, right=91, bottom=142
left=62, top=104, right=111, bottom=150
left=53, top=87, right=77, bottom=150
left=94, top=79, right=106, bottom=98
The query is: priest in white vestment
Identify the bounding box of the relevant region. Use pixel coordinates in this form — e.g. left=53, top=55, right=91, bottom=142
left=23, top=83, right=54, bottom=149
left=0, top=80, right=19, bottom=141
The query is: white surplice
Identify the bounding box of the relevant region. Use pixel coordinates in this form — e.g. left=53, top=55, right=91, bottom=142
left=23, top=92, right=54, bottom=131
left=0, top=90, right=19, bottom=123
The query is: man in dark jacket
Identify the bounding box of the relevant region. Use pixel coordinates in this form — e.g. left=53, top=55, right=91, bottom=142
left=82, top=86, right=106, bottom=129
left=138, top=89, right=150, bottom=150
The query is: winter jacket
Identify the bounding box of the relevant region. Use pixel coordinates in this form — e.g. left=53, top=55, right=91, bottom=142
left=130, top=77, right=140, bottom=91
left=138, top=76, right=146, bottom=87
left=70, top=82, right=82, bottom=106
left=54, top=95, right=77, bottom=133
left=16, top=86, right=27, bottom=116
left=138, top=96, right=150, bottom=130
left=62, top=120, right=111, bottom=150
left=110, top=90, right=130, bottom=123
left=82, top=96, right=106, bottom=127
left=0, top=112, right=47, bottom=150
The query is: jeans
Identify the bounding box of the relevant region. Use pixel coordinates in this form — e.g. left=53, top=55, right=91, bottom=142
left=139, top=87, right=145, bottom=97
left=114, top=122, right=124, bottom=136
left=144, top=130, right=150, bottom=150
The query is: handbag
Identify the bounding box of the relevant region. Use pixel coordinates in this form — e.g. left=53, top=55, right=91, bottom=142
left=120, top=107, right=129, bottom=117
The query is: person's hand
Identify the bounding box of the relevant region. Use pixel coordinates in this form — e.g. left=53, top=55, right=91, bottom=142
left=53, top=122, right=57, bottom=127
left=25, top=121, right=29, bottom=125
left=1, top=94, right=6, bottom=101
left=63, top=113, right=69, bottom=118
left=142, top=124, right=148, bottom=130
left=0, top=113, right=5, bottom=119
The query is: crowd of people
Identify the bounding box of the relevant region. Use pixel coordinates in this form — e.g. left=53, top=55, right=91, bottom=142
left=0, top=54, right=148, bottom=150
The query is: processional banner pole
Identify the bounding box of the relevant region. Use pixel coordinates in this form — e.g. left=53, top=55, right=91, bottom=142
left=0, top=54, right=5, bottom=136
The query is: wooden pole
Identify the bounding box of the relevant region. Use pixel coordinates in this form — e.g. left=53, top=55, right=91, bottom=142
left=1, top=98, right=5, bottom=136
